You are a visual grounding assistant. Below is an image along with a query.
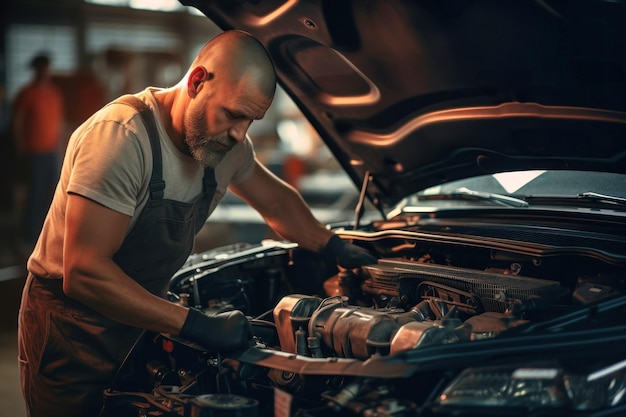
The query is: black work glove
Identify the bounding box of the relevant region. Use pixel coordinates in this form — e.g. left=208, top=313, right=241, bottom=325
left=322, top=234, right=377, bottom=269
left=180, top=308, right=252, bottom=352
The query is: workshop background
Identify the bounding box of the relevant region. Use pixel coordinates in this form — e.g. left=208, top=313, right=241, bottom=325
left=0, top=1, right=360, bottom=415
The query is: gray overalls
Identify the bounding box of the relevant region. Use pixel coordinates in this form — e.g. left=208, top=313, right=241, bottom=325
left=18, top=95, right=217, bottom=417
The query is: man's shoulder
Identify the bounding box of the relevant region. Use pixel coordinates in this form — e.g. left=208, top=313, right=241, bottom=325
left=72, top=103, right=153, bottom=162
left=85, top=97, right=151, bottom=135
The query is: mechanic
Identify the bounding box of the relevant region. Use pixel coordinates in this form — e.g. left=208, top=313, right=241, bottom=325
left=17, top=30, right=376, bottom=417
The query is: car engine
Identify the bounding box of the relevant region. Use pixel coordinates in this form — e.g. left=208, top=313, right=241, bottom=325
left=101, top=225, right=626, bottom=417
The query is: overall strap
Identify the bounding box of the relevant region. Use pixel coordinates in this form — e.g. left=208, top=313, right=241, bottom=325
left=114, top=95, right=165, bottom=200
left=203, top=167, right=217, bottom=195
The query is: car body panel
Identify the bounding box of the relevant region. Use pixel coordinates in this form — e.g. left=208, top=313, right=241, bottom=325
left=100, top=2, right=626, bottom=417
left=182, top=0, right=626, bottom=207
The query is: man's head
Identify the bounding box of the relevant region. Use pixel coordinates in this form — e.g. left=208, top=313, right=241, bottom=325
left=30, top=52, right=52, bottom=80
left=182, top=31, right=276, bottom=167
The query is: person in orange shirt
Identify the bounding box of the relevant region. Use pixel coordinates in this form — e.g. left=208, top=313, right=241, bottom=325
left=12, top=52, right=65, bottom=252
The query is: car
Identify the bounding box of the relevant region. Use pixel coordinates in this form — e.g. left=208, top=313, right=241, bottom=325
left=101, top=1, right=626, bottom=416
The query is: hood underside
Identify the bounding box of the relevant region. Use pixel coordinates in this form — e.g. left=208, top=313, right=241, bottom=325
left=182, top=0, right=626, bottom=208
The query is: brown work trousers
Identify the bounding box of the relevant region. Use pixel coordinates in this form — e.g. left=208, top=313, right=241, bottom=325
left=18, top=274, right=141, bottom=417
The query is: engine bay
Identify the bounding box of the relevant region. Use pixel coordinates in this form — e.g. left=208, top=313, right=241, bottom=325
left=101, top=223, right=626, bottom=417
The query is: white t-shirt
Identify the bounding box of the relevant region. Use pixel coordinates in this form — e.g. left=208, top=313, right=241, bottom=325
left=28, top=87, right=256, bottom=278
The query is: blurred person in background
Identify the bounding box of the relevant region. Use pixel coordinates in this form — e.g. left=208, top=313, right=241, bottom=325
left=0, top=84, right=15, bottom=212
left=11, top=52, right=65, bottom=255
left=17, top=30, right=376, bottom=417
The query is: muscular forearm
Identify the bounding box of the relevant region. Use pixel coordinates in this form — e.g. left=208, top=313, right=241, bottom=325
left=63, top=194, right=190, bottom=335
left=65, top=256, right=253, bottom=352
left=260, top=185, right=333, bottom=252
left=64, top=258, right=188, bottom=335
left=260, top=186, right=378, bottom=270
left=230, top=161, right=335, bottom=252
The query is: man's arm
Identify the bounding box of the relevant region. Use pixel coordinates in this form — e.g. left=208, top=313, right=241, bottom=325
left=63, top=193, right=189, bottom=334
left=229, top=159, right=334, bottom=252
left=11, top=92, right=27, bottom=154
left=63, top=194, right=252, bottom=351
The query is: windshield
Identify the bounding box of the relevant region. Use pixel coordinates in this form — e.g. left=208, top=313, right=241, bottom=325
left=417, top=170, right=626, bottom=199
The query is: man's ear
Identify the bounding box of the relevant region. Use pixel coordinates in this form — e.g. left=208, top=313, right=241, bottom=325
left=187, top=66, right=208, bottom=97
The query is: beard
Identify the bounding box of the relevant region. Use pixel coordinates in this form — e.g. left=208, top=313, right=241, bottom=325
left=184, top=109, right=237, bottom=168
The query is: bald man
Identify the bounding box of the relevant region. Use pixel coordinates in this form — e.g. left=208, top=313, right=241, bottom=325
left=17, top=31, right=376, bottom=417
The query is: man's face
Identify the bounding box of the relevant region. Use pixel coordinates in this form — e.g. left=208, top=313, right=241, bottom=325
left=184, top=101, right=237, bottom=168
left=183, top=73, right=272, bottom=168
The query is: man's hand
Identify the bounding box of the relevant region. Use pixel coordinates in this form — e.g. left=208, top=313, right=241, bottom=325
left=180, top=308, right=252, bottom=351
left=322, top=234, right=377, bottom=269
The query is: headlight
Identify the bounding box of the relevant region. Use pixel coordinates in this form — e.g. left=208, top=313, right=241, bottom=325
left=437, top=359, right=626, bottom=411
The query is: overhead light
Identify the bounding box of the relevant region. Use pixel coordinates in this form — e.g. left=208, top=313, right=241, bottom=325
left=129, top=0, right=183, bottom=11
left=84, top=0, right=185, bottom=12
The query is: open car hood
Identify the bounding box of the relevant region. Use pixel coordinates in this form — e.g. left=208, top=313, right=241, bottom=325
left=181, top=0, right=626, bottom=208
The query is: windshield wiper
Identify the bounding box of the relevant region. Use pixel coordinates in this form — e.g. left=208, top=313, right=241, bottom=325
left=515, top=294, right=626, bottom=334
left=578, top=192, right=626, bottom=207
left=417, top=187, right=529, bottom=207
